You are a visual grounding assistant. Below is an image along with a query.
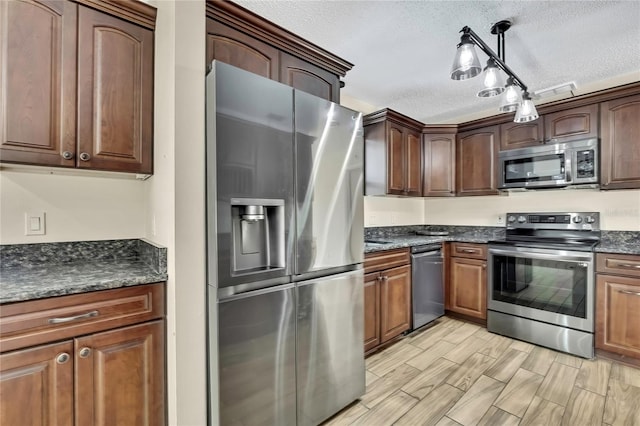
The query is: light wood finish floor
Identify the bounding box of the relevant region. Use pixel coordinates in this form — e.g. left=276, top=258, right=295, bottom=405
left=324, top=317, right=640, bottom=426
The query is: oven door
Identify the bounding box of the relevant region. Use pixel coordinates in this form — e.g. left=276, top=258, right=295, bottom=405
left=488, top=245, right=594, bottom=332
left=499, top=151, right=567, bottom=189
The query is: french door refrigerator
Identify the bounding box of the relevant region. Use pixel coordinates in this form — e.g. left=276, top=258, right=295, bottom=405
left=206, top=61, right=364, bottom=426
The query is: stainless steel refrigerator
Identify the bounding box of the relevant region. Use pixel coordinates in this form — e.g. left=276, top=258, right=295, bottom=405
left=206, top=61, right=365, bottom=426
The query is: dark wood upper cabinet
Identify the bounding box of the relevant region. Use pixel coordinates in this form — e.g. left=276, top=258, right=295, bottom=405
left=0, top=0, right=77, bottom=167
left=364, top=109, right=423, bottom=197
left=499, top=121, right=544, bottom=150
left=544, top=104, right=598, bottom=143
left=0, top=0, right=156, bottom=175
left=280, top=52, right=339, bottom=102
left=423, top=132, right=456, bottom=196
left=205, top=1, right=351, bottom=102
left=456, top=126, right=499, bottom=196
left=600, top=94, right=640, bottom=190
left=206, top=18, right=279, bottom=80
left=77, top=5, right=153, bottom=174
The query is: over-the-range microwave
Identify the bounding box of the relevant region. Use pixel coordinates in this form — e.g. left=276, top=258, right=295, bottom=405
left=498, top=138, right=598, bottom=189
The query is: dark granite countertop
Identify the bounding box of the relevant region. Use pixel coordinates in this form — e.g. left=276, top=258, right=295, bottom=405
left=364, top=225, right=505, bottom=253
left=0, top=239, right=167, bottom=304
left=596, top=231, right=640, bottom=255
left=365, top=226, right=640, bottom=256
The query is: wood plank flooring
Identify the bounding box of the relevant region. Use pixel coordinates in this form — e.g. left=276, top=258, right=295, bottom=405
left=324, top=316, right=640, bottom=426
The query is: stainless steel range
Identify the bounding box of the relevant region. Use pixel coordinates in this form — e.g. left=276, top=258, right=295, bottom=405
left=488, top=212, right=601, bottom=358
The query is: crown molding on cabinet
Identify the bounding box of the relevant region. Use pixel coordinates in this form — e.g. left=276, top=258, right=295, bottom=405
left=74, top=0, right=157, bottom=30
left=206, top=0, right=353, bottom=77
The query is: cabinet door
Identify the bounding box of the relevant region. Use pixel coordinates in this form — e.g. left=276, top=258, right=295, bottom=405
left=544, top=104, right=598, bottom=143
left=75, top=320, right=165, bottom=426
left=405, top=130, right=422, bottom=196
left=456, top=126, right=499, bottom=196
left=600, top=94, right=640, bottom=189
left=596, top=274, right=640, bottom=358
left=280, top=52, right=340, bottom=102
left=387, top=124, right=406, bottom=195
left=364, top=272, right=381, bottom=352
left=380, top=265, right=411, bottom=343
left=0, top=0, right=76, bottom=167
left=450, top=257, right=486, bottom=319
left=77, top=6, right=153, bottom=174
left=423, top=133, right=456, bottom=196
left=206, top=18, right=279, bottom=80
left=499, top=121, right=544, bottom=150
left=0, top=341, right=73, bottom=426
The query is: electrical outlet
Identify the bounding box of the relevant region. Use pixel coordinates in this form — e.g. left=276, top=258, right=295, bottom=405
left=368, top=214, right=378, bottom=226
left=25, top=212, right=46, bottom=236
left=497, top=214, right=505, bottom=225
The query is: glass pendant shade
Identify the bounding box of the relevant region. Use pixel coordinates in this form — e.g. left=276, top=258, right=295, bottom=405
left=477, top=59, right=505, bottom=97
left=450, top=37, right=481, bottom=80
left=499, top=79, right=522, bottom=112
left=514, top=94, right=539, bottom=123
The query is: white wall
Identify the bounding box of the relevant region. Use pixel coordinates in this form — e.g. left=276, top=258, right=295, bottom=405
left=144, top=1, right=207, bottom=426
left=0, top=169, right=146, bottom=244
left=365, top=189, right=640, bottom=230
left=424, top=189, right=640, bottom=230
left=364, top=196, right=425, bottom=227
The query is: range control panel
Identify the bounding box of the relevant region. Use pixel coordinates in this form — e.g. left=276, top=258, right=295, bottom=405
left=506, top=212, right=600, bottom=230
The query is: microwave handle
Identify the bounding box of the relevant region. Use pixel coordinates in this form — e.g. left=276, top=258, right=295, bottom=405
left=565, top=155, right=572, bottom=182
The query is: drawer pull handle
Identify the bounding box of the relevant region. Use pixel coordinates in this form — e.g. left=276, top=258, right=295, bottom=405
left=48, top=310, right=98, bottom=324
left=461, top=249, right=477, bottom=253
left=614, top=263, right=640, bottom=270
left=619, top=289, right=640, bottom=296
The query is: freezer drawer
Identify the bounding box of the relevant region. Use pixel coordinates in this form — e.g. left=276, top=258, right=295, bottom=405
left=217, top=284, right=296, bottom=426
left=296, top=269, right=365, bottom=426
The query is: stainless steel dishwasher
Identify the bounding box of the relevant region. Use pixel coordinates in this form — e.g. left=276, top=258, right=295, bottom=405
left=411, top=244, right=445, bottom=330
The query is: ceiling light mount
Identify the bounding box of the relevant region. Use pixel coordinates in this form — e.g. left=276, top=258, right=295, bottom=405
left=450, top=21, right=539, bottom=122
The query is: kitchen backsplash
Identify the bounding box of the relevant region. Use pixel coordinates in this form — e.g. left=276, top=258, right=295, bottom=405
left=365, top=188, right=640, bottom=231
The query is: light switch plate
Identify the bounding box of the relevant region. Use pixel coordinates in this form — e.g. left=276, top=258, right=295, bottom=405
left=25, top=212, right=46, bottom=235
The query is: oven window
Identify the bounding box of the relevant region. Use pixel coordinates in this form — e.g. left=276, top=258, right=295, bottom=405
left=504, top=153, right=564, bottom=183
left=492, top=254, right=588, bottom=319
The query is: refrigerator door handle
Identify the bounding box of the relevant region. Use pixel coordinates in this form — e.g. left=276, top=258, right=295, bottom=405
left=219, top=283, right=295, bottom=302
left=294, top=264, right=363, bottom=285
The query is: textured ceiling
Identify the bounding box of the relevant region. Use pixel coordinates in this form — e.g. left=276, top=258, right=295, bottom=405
left=234, top=0, right=640, bottom=124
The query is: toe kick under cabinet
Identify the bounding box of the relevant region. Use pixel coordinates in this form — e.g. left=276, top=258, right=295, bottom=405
left=364, top=248, right=412, bottom=353
left=0, top=283, right=166, bottom=426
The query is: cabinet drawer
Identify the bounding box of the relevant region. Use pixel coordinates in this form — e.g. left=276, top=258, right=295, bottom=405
left=451, top=242, right=487, bottom=260
left=365, top=248, right=410, bottom=274
left=596, top=253, right=640, bottom=278
left=0, top=283, right=165, bottom=352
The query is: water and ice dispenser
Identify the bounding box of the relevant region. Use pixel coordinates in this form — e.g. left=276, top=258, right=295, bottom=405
left=230, top=198, right=285, bottom=275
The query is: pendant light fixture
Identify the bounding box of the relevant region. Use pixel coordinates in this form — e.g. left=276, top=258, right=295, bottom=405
left=450, top=20, right=539, bottom=122
left=450, top=33, right=482, bottom=80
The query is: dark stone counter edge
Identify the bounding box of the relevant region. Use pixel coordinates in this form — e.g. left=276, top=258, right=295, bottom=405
left=0, top=274, right=169, bottom=305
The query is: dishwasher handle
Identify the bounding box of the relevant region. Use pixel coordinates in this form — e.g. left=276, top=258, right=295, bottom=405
left=411, top=249, right=443, bottom=259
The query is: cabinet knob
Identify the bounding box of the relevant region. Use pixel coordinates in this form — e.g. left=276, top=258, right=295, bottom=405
left=62, top=151, right=74, bottom=160
left=78, top=347, right=92, bottom=358
left=56, top=353, right=70, bottom=364
left=79, top=152, right=91, bottom=162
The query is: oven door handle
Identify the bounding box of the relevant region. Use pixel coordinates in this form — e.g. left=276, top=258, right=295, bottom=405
left=488, top=247, right=593, bottom=263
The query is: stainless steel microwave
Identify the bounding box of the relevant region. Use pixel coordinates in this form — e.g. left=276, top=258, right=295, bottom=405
left=498, top=138, right=598, bottom=189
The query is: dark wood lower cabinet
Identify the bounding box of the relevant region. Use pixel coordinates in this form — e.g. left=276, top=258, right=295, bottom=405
left=596, top=273, right=640, bottom=359
left=0, top=341, right=74, bottom=426
left=364, top=249, right=412, bottom=353
left=380, top=265, right=412, bottom=344
left=449, top=256, right=487, bottom=320
left=364, top=273, right=381, bottom=352
left=75, top=320, right=165, bottom=426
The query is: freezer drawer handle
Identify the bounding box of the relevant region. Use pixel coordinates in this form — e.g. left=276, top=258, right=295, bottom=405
left=48, top=310, right=98, bottom=324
